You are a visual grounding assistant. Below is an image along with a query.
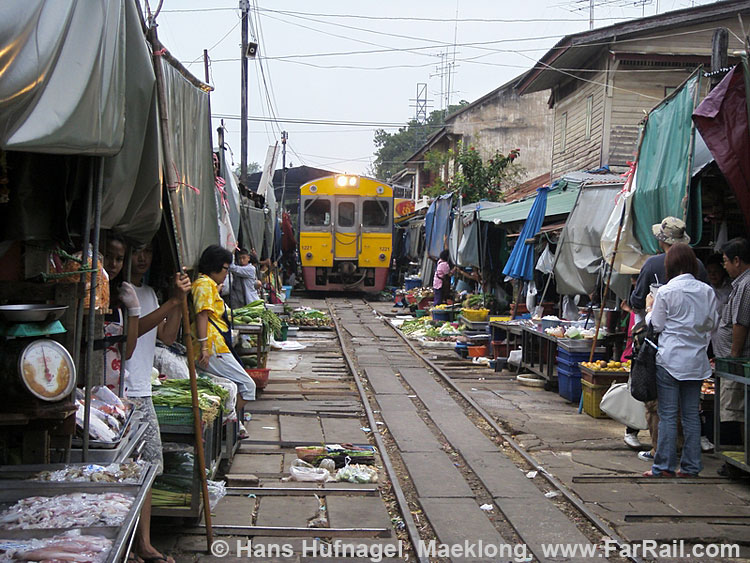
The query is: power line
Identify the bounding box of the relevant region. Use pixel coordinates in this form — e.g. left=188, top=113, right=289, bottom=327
left=212, top=114, right=421, bottom=128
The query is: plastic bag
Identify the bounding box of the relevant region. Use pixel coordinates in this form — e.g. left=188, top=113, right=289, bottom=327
left=524, top=280, right=537, bottom=312
left=335, top=464, right=378, bottom=484
left=535, top=244, right=555, bottom=274
left=288, top=459, right=332, bottom=483
left=207, top=480, right=226, bottom=510
left=600, top=187, right=649, bottom=275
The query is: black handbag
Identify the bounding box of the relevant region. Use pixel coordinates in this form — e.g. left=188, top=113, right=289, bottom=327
left=630, top=323, right=658, bottom=402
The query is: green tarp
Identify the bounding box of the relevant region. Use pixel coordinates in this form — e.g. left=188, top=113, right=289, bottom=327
left=476, top=184, right=579, bottom=225
left=632, top=72, right=702, bottom=255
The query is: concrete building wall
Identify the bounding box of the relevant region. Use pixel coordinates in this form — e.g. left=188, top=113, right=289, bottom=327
left=447, top=88, right=554, bottom=183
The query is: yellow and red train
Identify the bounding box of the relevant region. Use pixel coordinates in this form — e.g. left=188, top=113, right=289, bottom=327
left=299, top=174, right=393, bottom=292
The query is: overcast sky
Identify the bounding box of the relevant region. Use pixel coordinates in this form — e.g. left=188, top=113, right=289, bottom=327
left=153, top=0, right=714, bottom=177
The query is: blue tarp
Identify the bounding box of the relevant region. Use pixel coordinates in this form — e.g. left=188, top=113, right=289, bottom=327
left=424, top=193, right=453, bottom=260
left=502, top=187, right=549, bottom=280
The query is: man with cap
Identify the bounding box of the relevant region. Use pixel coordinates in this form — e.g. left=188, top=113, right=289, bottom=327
left=626, top=217, right=709, bottom=457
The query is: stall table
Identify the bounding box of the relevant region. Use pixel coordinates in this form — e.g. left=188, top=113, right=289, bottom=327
left=235, top=323, right=267, bottom=369
left=521, top=326, right=558, bottom=390
left=0, top=462, right=157, bottom=563
left=153, top=411, right=222, bottom=518
left=713, top=367, right=750, bottom=476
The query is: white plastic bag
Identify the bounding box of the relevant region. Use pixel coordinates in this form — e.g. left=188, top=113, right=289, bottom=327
left=600, top=187, right=649, bottom=274
left=336, top=464, right=378, bottom=484
left=288, top=459, right=332, bottom=483
left=535, top=244, right=555, bottom=275
left=599, top=382, right=648, bottom=430
left=524, top=280, right=537, bottom=312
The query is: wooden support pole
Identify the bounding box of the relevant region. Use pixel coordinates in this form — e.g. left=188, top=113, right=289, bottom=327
left=146, top=22, right=214, bottom=550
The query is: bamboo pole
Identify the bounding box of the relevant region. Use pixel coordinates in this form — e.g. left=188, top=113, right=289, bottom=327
left=588, top=126, right=646, bottom=363
left=146, top=22, right=213, bottom=549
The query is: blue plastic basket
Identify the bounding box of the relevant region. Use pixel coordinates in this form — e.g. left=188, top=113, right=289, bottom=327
left=556, top=348, right=605, bottom=366
left=557, top=364, right=582, bottom=403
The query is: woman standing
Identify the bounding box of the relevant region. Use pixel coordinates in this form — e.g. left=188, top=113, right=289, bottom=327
left=644, top=243, right=719, bottom=477
left=192, top=245, right=256, bottom=420
left=432, top=249, right=453, bottom=307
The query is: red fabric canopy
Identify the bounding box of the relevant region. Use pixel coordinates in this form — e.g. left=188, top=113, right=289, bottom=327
left=693, top=65, right=750, bottom=229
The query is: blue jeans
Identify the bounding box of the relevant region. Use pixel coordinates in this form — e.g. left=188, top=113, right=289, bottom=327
left=652, top=365, right=702, bottom=475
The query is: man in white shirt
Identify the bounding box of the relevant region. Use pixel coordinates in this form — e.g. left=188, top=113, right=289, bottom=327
left=125, top=243, right=190, bottom=563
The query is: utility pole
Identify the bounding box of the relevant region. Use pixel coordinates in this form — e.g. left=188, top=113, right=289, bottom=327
left=240, top=0, right=249, bottom=184
left=589, top=0, right=594, bottom=30
left=217, top=121, right=226, bottom=184
left=280, top=131, right=288, bottom=213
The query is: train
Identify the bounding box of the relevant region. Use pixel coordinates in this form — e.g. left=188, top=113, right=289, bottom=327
left=299, top=174, right=393, bottom=292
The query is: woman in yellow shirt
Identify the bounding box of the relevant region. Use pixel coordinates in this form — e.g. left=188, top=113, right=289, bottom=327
left=193, top=245, right=256, bottom=417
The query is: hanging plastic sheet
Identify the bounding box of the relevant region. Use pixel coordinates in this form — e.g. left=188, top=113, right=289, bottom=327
left=239, top=199, right=266, bottom=253
left=424, top=194, right=453, bottom=260
left=555, top=183, right=622, bottom=295
left=693, top=62, right=750, bottom=230
left=457, top=215, right=480, bottom=268
left=448, top=213, right=461, bottom=265
left=502, top=187, right=549, bottom=281
left=631, top=72, right=702, bottom=255
left=0, top=0, right=163, bottom=245
left=0, top=0, right=126, bottom=154
left=159, top=57, right=219, bottom=267
left=220, top=162, right=242, bottom=239
left=600, top=184, right=649, bottom=275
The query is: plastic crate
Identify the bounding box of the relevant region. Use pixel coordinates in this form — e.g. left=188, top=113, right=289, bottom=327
left=580, top=364, right=629, bottom=385
left=468, top=345, right=488, bottom=358
left=404, top=278, right=422, bottom=290
left=431, top=309, right=454, bottom=322
left=556, top=347, right=605, bottom=365
left=154, top=405, right=196, bottom=426
left=582, top=379, right=609, bottom=418
left=715, top=357, right=750, bottom=377
left=557, top=364, right=582, bottom=403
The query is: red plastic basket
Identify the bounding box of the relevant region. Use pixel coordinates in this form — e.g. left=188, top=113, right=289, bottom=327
left=245, top=368, right=270, bottom=389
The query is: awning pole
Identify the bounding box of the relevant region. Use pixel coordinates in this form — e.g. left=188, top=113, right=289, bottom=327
left=83, top=158, right=104, bottom=460
left=588, top=126, right=646, bottom=363
left=147, top=19, right=214, bottom=549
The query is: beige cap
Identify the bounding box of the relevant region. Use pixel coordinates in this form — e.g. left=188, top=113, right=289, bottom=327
left=651, top=216, right=690, bottom=245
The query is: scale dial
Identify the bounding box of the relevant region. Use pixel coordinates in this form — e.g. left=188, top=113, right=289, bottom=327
left=18, top=339, right=76, bottom=401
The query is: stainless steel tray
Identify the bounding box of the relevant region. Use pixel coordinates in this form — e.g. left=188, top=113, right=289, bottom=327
left=0, top=304, right=68, bottom=323
left=0, top=464, right=157, bottom=563
left=72, top=401, right=136, bottom=449
left=69, top=417, right=148, bottom=464
left=0, top=462, right=148, bottom=487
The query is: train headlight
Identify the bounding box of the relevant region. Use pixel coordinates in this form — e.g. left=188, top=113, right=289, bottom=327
left=379, top=253, right=386, bottom=261
left=336, top=176, right=348, bottom=187
left=335, top=175, right=359, bottom=187
left=376, top=186, right=385, bottom=194
left=348, top=176, right=357, bottom=186
left=305, top=252, right=313, bottom=260
left=309, top=185, right=317, bottom=193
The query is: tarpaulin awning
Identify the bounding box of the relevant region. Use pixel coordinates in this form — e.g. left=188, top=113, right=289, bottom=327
left=554, top=182, right=623, bottom=296
left=0, top=0, right=163, bottom=245
left=502, top=187, right=549, bottom=280
left=693, top=61, right=750, bottom=229
left=0, top=1, right=127, bottom=154
left=477, top=184, right=579, bottom=225
left=159, top=57, right=218, bottom=267
left=424, top=193, right=453, bottom=260
left=239, top=201, right=266, bottom=253
left=632, top=71, right=702, bottom=255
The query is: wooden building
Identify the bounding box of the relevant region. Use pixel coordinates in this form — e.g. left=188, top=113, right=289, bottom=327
left=517, top=0, right=750, bottom=180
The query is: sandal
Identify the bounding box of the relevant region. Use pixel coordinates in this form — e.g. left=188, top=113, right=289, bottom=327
left=675, top=470, right=698, bottom=478
left=643, top=469, right=675, bottom=477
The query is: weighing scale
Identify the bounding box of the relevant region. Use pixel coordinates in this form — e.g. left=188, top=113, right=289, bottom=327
left=0, top=305, right=76, bottom=403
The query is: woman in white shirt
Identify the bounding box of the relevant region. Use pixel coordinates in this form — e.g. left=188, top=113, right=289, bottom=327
left=644, top=243, right=719, bottom=477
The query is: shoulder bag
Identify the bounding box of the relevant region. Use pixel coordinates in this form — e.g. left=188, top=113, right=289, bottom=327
left=600, top=380, right=648, bottom=430
left=629, top=323, right=658, bottom=402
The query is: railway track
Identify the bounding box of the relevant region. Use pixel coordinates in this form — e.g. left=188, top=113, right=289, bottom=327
left=327, top=296, right=638, bottom=563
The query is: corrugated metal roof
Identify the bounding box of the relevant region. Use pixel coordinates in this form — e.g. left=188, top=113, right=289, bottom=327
left=477, top=184, right=580, bottom=225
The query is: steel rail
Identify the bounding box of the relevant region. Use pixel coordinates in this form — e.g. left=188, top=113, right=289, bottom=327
left=376, top=302, right=644, bottom=563
left=327, top=298, right=429, bottom=563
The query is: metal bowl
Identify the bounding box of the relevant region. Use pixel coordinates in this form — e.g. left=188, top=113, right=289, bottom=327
left=0, top=304, right=69, bottom=323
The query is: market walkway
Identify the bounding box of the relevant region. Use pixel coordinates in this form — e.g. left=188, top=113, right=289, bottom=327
left=368, top=301, right=750, bottom=558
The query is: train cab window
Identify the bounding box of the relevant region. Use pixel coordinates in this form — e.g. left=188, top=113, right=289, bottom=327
left=362, top=200, right=389, bottom=227
left=338, top=202, right=355, bottom=227
left=304, top=198, right=330, bottom=226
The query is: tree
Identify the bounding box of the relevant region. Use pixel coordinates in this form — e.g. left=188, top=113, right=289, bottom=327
left=423, top=141, right=524, bottom=204
left=232, top=161, right=261, bottom=179
left=370, top=102, right=468, bottom=180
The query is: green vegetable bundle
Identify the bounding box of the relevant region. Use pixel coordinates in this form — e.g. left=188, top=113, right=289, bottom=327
left=232, top=303, right=282, bottom=338
left=152, top=377, right=229, bottom=422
